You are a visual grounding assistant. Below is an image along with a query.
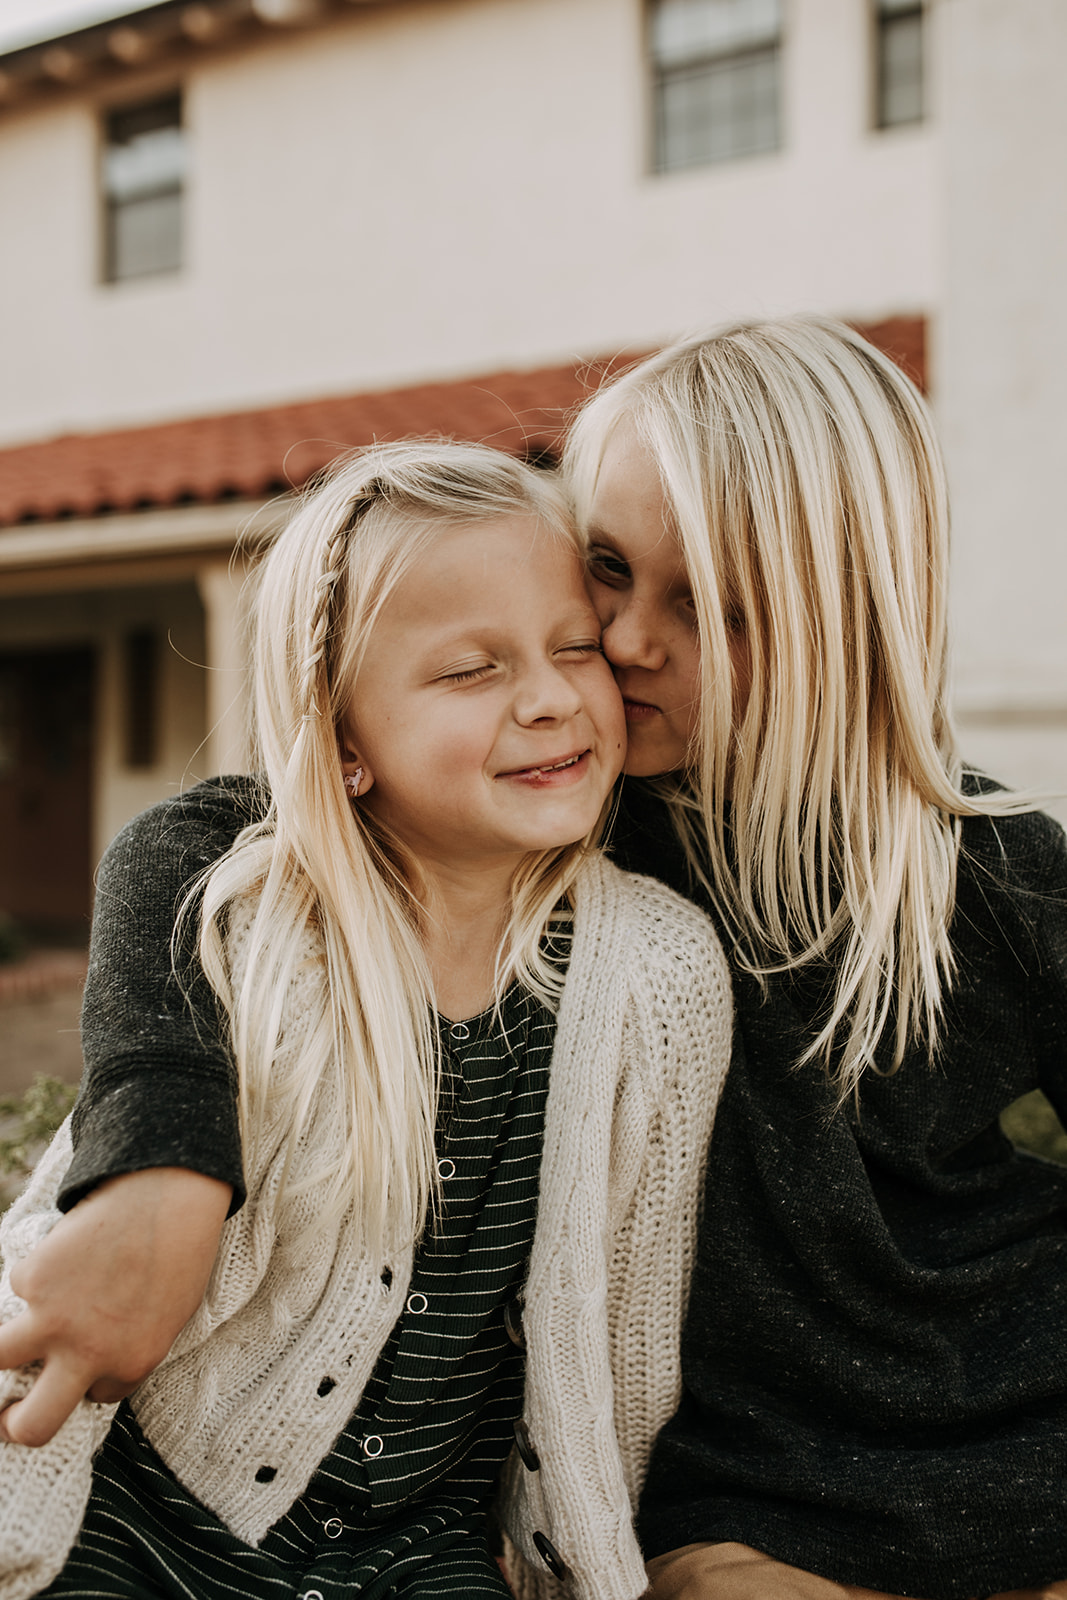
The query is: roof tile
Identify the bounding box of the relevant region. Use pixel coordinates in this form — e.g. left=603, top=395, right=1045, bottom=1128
left=0, top=318, right=924, bottom=528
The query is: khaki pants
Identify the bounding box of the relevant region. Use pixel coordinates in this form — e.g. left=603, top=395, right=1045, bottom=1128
left=645, top=1543, right=1067, bottom=1600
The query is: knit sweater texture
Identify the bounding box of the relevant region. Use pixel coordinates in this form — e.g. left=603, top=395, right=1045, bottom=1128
left=0, top=782, right=732, bottom=1600
left=613, top=782, right=1067, bottom=1600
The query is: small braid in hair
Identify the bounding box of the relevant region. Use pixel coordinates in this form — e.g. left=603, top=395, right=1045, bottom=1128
left=299, top=482, right=387, bottom=722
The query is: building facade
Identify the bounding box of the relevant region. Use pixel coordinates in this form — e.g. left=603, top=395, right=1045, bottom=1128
left=0, top=0, right=1063, bottom=935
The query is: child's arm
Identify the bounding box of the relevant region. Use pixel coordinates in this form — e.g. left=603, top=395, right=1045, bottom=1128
left=0, top=1166, right=230, bottom=1447
left=0, top=782, right=260, bottom=1448
left=59, top=781, right=255, bottom=1215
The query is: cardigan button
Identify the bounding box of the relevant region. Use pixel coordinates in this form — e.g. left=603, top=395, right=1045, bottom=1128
left=406, top=1291, right=429, bottom=1314
left=436, top=1157, right=456, bottom=1179
left=362, top=1434, right=384, bottom=1458
left=532, top=1532, right=567, bottom=1579
left=503, top=1296, right=525, bottom=1350
left=323, top=1517, right=344, bottom=1539
left=513, top=1418, right=540, bottom=1472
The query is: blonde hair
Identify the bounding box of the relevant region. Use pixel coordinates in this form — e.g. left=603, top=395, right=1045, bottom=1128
left=195, top=440, right=601, bottom=1254
left=567, top=317, right=1029, bottom=1101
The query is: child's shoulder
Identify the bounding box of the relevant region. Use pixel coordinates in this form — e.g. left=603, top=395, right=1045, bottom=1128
left=103, top=774, right=270, bottom=875
left=958, top=783, right=1067, bottom=895
left=578, top=853, right=732, bottom=990
left=955, top=786, right=1067, bottom=967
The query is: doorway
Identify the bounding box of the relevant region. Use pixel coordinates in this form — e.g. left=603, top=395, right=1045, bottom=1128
left=0, top=647, right=95, bottom=942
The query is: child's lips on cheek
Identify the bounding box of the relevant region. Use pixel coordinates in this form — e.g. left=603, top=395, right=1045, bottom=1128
left=623, top=698, right=660, bottom=720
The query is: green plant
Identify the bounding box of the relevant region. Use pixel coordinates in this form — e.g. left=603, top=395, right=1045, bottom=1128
left=0, top=1074, right=78, bottom=1212
left=1000, top=1088, right=1067, bottom=1166
left=0, top=910, right=26, bottom=965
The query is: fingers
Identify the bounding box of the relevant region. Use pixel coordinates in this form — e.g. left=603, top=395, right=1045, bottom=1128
left=646, top=1544, right=915, bottom=1600
left=0, top=1312, right=43, bottom=1373
left=0, top=1169, right=233, bottom=1451
left=0, top=1357, right=95, bottom=1448
left=0, top=1308, right=132, bottom=1448
left=0, top=1311, right=116, bottom=1448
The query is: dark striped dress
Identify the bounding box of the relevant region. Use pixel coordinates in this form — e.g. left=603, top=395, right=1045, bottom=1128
left=43, top=982, right=555, bottom=1600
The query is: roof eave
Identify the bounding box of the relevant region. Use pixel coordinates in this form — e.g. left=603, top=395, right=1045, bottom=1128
left=0, top=0, right=402, bottom=109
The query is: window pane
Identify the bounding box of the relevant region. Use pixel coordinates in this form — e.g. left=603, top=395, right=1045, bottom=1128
left=878, top=10, right=923, bottom=126
left=658, top=46, right=780, bottom=170
left=652, top=0, right=782, bottom=68
left=102, top=93, right=184, bottom=282
left=105, top=125, right=185, bottom=203
left=107, top=189, right=182, bottom=280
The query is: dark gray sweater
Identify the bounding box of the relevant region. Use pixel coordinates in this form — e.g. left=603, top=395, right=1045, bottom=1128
left=62, top=776, right=262, bottom=1211
left=65, top=777, right=1067, bottom=1599
left=612, top=782, right=1067, bottom=1600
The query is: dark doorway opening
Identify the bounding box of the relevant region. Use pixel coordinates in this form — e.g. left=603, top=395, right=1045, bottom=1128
left=0, top=647, right=95, bottom=943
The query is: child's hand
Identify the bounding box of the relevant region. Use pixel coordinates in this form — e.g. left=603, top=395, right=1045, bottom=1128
left=646, top=1544, right=912, bottom=1599
left=0, top=1167, right=231, bottom=1448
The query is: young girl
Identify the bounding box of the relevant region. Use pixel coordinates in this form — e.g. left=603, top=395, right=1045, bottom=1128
left=0, top=441, right=732, bottom=1600
left=564, top=317, right=1067, bottom=1600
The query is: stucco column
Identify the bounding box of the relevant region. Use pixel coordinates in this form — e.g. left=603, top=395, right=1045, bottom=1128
left=196, top=557, right=252, bottom=775
left=935, top=0, right=1067, bottom=812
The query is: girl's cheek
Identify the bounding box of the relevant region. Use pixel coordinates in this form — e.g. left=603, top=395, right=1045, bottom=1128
left=590, top=586, right=616, bottom=633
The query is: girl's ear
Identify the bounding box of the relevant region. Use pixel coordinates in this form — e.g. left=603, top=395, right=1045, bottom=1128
left=338, top=738, right=374, bottom=798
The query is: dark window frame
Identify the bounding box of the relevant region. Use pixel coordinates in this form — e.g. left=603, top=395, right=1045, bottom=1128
left=101, top=90, right=185, bottom=284
left=648, top=0, right=784, bottom=175
left=873, top=0, right=924, bottom=130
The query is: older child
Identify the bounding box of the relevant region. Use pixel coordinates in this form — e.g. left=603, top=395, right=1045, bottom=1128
left=565, top=318, right=1067, bottom=1600
left=0, top=441, right=731, bottom=1600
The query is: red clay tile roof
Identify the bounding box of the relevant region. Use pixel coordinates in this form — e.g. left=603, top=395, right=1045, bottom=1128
left=0, top=317, right=924, bottom=529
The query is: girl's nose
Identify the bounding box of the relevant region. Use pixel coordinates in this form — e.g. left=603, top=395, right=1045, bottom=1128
left=601, top=600, right=667, bottom=673
left=515, top=661, right=584, bottom=724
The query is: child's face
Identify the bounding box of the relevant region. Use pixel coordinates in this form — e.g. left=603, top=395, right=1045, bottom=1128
left=584, top=425, right=702, bottom=777
left=341, top=515, right=625, bottom=875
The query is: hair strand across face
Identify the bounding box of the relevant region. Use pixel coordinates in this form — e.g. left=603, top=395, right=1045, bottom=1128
left=567, top=317, right=1037, bottom=1101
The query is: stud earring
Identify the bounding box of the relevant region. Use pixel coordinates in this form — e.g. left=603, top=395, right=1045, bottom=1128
left=343, top=767, right=363, bottom=800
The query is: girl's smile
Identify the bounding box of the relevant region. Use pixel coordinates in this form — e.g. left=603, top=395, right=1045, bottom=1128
left=497, top=749, right=592, bottom=784
left=341, top=514, right=625, bottom=877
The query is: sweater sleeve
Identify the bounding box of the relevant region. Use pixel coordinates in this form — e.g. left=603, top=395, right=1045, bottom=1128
left=58, top=777, right=264, bottom=1214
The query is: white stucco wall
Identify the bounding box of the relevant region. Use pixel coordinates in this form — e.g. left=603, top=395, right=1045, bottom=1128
left=2, top=0, right=1062, bottom=819
left=0, top=0, right=937, bottom=444
left=935, top=0, right=1067, bottom=811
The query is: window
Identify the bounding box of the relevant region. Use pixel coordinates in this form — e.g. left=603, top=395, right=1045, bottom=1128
left=874, top=0, right=924, bottom=128
left=650, top=0, right=783, bottom=174
left=102, top=93, right=185, bottom=282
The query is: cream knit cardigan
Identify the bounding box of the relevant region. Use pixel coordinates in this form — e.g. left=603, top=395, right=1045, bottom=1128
left=0, top=857, right=731, bottom=1600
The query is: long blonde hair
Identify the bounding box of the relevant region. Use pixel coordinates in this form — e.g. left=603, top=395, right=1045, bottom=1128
left=567, top=317, right=1029, bottom=1101
left=196, top=440, right=601, bottom=1254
